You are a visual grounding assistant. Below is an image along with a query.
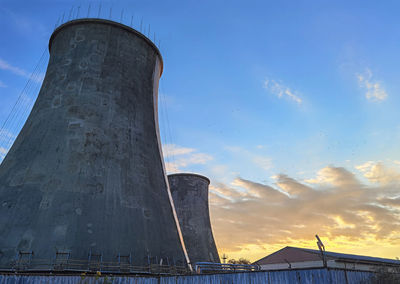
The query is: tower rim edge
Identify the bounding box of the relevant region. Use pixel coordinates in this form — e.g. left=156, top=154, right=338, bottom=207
left=167, top=173, right=211, bottom=185
left=48, top=18, right=164, bottom=77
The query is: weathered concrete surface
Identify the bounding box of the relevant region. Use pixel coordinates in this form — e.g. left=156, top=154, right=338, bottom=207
left=168, top=174, right=220, bottom=264
left=0, top=19, right=186, bottom=268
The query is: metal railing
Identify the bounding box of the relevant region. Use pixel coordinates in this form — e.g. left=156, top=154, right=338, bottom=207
left=2, top=260, right=261, bottom=275
left=194, top=262, right=260, bottom=274
left=0, top=252, right=261, bottom=275
left=3, top=257, right=189, bottom=275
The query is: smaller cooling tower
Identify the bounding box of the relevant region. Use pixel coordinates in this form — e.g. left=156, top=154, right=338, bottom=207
left=168, top=173, right=220, bottom=264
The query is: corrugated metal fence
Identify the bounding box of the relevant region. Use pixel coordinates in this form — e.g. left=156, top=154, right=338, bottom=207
left=0, top=269, right=376, bottom=284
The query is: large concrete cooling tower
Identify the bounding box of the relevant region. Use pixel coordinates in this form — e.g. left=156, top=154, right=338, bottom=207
left=0, top=19, right=189, bottom=269
left=168, top=173, right=220, bottom=264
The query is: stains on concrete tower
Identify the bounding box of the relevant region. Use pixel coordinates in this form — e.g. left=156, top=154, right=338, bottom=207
left=168, top=173, right=220, bottom=264
left=0, top=19, right=187, bottom=269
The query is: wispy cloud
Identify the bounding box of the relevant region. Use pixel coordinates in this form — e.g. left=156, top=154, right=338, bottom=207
left=163, top=144, right=195, bottom=157
left=162, top=144, right=213, bottom=173
left=0, top=58, right=44, bottom=83
left=0, top=147, right=9, bottom=162
left=0, top=129, right=16, bottom=162
left=225, top=145, right=274, bottom=172
left=0, top=7, right=48, bottom=38
left=264, top=78, right=302, bottom=104
left=252, top=156, right=273, bottom=171
left=0, top=58, right=29, bottom=77
left=356, top=161, right=400, bottom=185
left=0, top=80, right=6, bottom=88
left=305, top=166, right=358, bottom=187
left=357, top=69, right=387, bottom=102
left=210, top=163, right=400, bottom=261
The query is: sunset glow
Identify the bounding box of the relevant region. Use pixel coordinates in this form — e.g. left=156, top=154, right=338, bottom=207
left=1, top=0, right=400, bottom=264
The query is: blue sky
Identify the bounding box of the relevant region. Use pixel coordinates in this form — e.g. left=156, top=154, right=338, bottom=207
left=2, top=0, right=400, bottom=261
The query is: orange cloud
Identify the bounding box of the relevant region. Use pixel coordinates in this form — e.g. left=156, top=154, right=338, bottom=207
left=162, top=144, right=213, bottom=173
left=210, top=165, right=400, bottom=262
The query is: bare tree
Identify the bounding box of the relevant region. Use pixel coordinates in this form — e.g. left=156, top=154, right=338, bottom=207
left=227, top=258, right=251, bottom=265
